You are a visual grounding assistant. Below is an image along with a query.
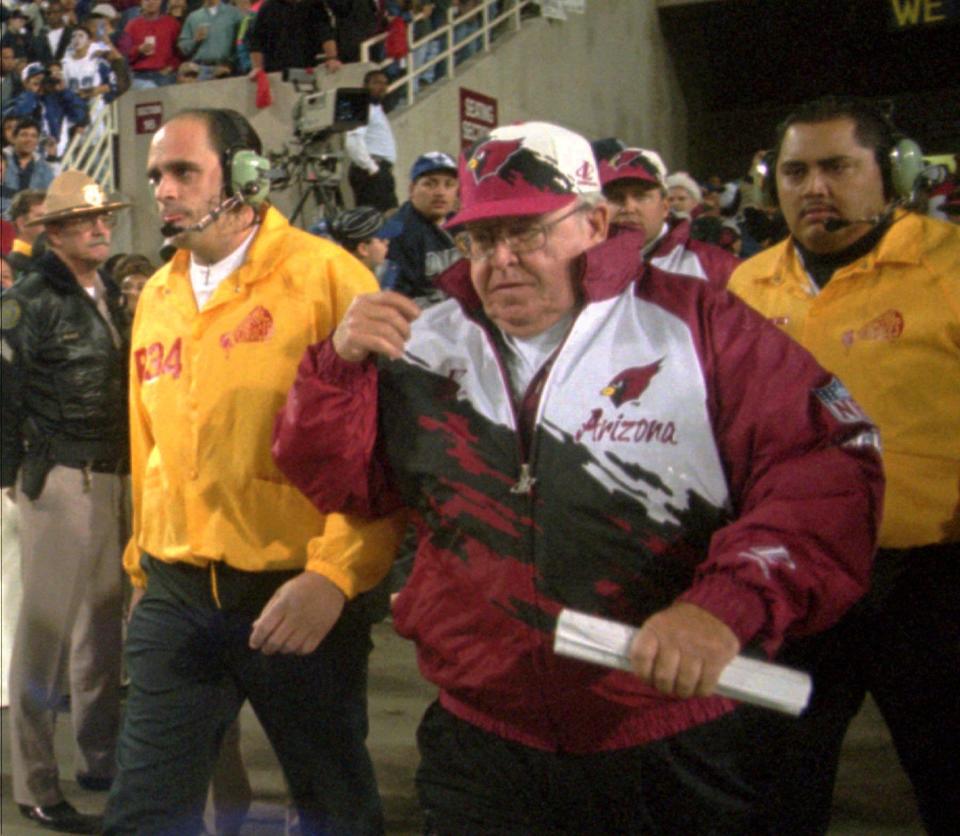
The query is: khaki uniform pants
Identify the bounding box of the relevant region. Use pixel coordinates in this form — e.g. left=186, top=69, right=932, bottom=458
left=9, top=465, right=125, bottom=806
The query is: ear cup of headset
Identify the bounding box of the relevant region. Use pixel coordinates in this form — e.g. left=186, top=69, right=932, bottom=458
left=230, top=149, right=271, bottom=206
left=889, top=137, right=925, bottom=200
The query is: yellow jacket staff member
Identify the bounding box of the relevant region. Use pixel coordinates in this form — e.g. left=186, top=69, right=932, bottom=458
left=728, top=96, right=960, bottom=836
left=104, top=109, right=399, bottom=836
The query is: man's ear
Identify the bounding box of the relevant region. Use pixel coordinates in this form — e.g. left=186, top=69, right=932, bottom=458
left=585, top=201, right=610, bottom=244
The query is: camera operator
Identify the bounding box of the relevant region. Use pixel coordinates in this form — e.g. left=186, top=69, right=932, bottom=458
left=5, top=62, right=88, bottom=162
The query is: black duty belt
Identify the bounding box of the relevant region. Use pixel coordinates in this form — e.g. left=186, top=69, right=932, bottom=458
left=47, top=438, right=126, bottom=473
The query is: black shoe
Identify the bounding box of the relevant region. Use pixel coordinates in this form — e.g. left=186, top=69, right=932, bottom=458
left=18, top=801, right=103, bottom=834
left=76, top=773, right=113, bottom=792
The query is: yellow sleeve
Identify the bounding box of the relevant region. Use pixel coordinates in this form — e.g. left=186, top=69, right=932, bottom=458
left=123, top=301, right=154, bottom=589
left=305, top=510, right=408, bottom=599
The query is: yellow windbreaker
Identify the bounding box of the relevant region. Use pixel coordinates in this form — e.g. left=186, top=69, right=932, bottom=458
left=729, top=210, right=960, bottom=548
left=125, top=207, right=402, bottom=593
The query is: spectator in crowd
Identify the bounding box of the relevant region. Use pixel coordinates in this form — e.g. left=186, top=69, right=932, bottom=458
left=59, top=0, right=81, bottom=27
left=1, top=169, right=131, bottom=836
left=7, top=61, right=89, bottom=160
left=452, top=0, right=482, bottom=65
left=0, top=252, right=14, bottom=288
left=62, top=27, right=118, bottom=122
left=177, top=0, right=243, bottom=80
left=0, top=8, right=42, bottom=63
left=0, top=9, right=38, bottom=63
left=32, top=0, right=77, bottom=64
left=597, top=144, right=739, bottom=288
left=5, top=188, right=46, bottom=274
left=329, top=205, right=397, bottom=281
left=0, top=155, right=15, bottom=219
left=327, top=0, right=380, bottom=64
left=231, top=0, right=257, bottom=75
left=665, top=171, right=702, bottom=218
left=2, top=116, right=55, bottom=192
left=729, top=95, right=960, bottom=836
left=121, top=0, right=181, bottom=88
left=344, top=69, right=398, bottom=214
left=247, top=0, right=340, bottom=76
left=689, top=214, right=742, bottom=257
left=1, top=43, right=24, bottom=102
left=2, top=114, right=21, bottom=150
left=166, top=0, right=190, bottom=25
left=101, top=107, right=393, bottom=835
left=271, top=120, right=883, bottom=833
left=412, top=0, right=449, bottom=88
left=700, top=181, right=725, bottom=217
left=380, top=150, right=460, bottom=305
left=110, top=251, right=154, bottom=310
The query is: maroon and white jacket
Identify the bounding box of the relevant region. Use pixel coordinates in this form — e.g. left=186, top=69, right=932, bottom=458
left=644, top=216, right=741, bottom=290
left=273, top=231, right=883, bottom=754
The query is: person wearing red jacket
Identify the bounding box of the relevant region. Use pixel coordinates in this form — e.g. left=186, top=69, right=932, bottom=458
left=597, top=144, right=740, bottom=290
left=273, top=121, right=883, bottom=832
left=121, top=0, right=181, bottom=88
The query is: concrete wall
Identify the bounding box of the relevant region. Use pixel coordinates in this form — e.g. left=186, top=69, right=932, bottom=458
left=113, top=0, right=685, bottom=259
left=389, top=0, right=687, bottom=184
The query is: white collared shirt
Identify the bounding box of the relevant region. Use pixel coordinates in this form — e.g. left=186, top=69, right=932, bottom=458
left=188, top=226, right=258, bottom=309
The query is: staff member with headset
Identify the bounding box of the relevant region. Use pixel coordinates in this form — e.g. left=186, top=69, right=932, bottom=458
left=730, top=95, right=960, bottom=836
left=103, top=109, right=400, bottom=835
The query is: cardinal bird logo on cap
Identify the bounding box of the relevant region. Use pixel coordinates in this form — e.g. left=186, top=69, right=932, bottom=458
left=609, top=149, right=659, bottom=181
left=468, top=137, right=575, bottom=194
left=601, top=360, right=663, bottom=407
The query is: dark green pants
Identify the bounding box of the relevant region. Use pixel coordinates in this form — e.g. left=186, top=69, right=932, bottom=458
left=104, top=555, right=383, bottom=835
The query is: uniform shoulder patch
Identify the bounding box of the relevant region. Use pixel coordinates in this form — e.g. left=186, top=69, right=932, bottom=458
left=0, top=297, right=22, bottom=331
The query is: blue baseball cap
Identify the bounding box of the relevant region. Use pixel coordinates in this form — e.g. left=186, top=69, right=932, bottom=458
left=409, top=151, right=458, bottom=183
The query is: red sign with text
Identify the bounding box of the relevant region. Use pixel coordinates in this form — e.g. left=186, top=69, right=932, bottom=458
left=135, top=102, right=164, bottom=135
left=459, top=88, right=498, bottom=151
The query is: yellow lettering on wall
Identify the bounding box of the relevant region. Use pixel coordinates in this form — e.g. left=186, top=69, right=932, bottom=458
left=890, top=0, right=923, bottom=25
left=924, top=0, right=946, bottom=21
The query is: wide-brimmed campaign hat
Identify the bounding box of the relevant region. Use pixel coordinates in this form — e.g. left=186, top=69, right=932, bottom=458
left=28, top=170, right=130, bottom=226
left=445, top=121, right=601, bottom=229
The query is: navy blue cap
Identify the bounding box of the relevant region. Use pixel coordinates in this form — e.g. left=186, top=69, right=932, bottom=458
left=409, top=151, right=458, bottom=183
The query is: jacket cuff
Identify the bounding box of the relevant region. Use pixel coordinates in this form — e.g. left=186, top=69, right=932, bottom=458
left=678, top=575, right=769, bottom=647
left=309, top=338, right=375, bottom=388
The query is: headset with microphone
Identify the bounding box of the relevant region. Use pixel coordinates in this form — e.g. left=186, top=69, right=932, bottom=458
left=160, top=109, right=272, bottom=239
left=760, top=101, right=928, bottom=233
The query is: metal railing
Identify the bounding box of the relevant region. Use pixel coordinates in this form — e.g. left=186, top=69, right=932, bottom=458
left=59, top=100, right=117, bottom=192
left=360, top=0, right=538, bottom=108
left=59, top=1, right=539, bottom=194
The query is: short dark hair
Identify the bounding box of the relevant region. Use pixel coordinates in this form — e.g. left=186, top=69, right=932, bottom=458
left=112, top=253, right=155, bottom=283
left=363, top=69, right=388, bottom=85
left=173, top=108, right=263, bottom=159
left=13, top=118, right=42, bottom=136
left=170, top=109, right=263, bottom=197
left=772, top=96, right=900, bottom=200
left=10, top=189, right=46, bottom=222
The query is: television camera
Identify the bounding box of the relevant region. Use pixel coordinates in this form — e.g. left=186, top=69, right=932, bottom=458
left=267, top=69, right=369, bottom=227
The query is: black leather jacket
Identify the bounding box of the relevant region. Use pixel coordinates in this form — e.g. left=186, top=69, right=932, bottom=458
left=0, top=250, right=131, bottom=491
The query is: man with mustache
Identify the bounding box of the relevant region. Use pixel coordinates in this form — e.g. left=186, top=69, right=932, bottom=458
left=1, top=170, right=131, bottom=834
left=729, top=95, right=960, bottom=835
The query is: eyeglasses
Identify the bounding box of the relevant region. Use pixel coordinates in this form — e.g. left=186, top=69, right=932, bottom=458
left=63, top=212, right=118, bottom=231
left=454, top=203, right=589, bottom=261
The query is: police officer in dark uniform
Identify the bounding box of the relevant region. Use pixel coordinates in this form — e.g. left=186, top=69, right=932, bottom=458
left=0, top=169, right=130, bottom=834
